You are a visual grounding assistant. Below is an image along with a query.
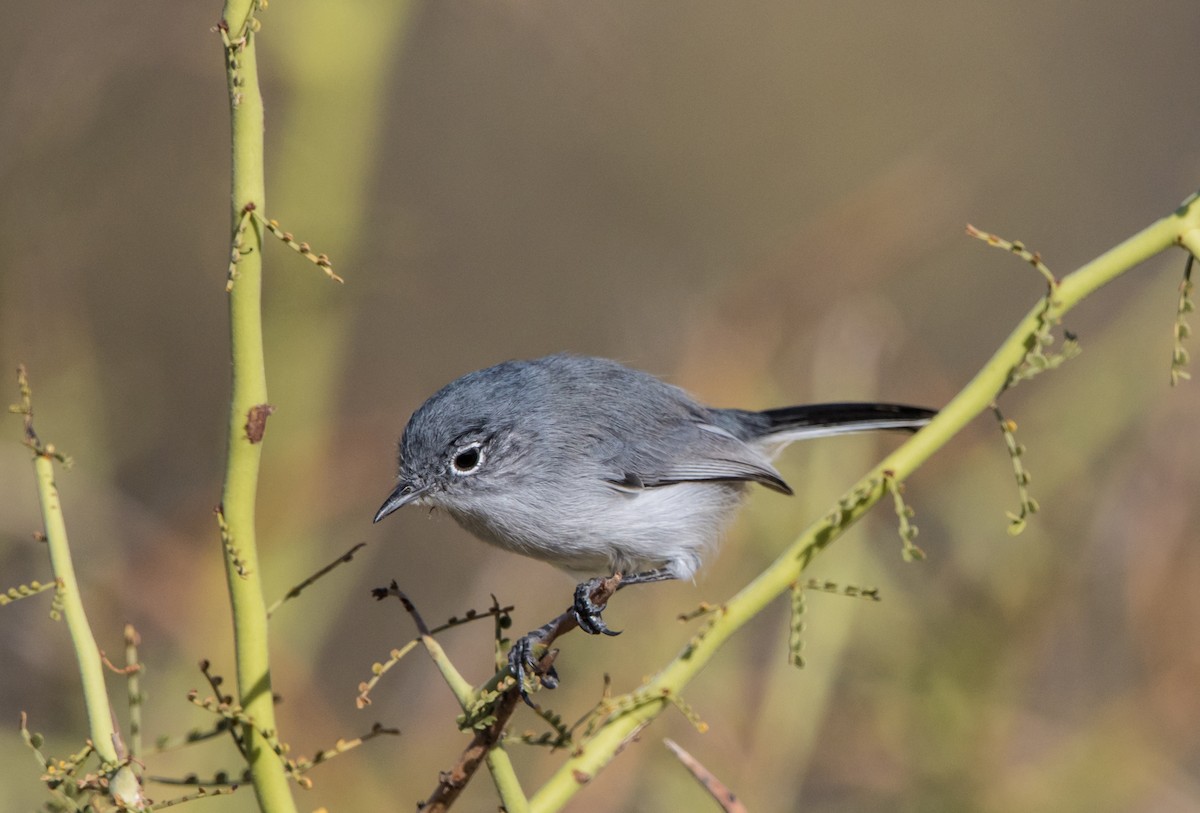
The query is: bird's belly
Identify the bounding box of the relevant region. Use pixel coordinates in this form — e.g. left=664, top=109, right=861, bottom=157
left=447, top=481, right=747, bottom=580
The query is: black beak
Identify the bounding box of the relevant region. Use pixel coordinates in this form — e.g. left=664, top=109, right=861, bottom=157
left=373, top=481, right=427, bottom=523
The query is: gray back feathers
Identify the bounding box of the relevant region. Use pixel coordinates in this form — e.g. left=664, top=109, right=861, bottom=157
left=384, top=354, right=934, bottom=580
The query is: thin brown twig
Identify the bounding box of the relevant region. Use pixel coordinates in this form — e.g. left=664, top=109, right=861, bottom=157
left=266, top=541, right=367, bottom=617
left=356, top=592, right=516, bottom=709
left=198, top=659, right=249, bottom=763
left=392, top=587, right=432, bottom=636
left=99, top=649, right=142, bottom=676
left=399, top=577, right=621, bottom=813
left=663, top=738, right=747, bottom=813
left=419, top=679, right=526, bottom=813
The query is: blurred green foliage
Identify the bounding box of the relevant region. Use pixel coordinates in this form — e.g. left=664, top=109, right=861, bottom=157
left=2, top=2, right=1199, bottom=811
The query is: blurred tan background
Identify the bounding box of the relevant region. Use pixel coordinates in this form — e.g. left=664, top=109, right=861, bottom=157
left=3, top=2, right=1200, bottom=811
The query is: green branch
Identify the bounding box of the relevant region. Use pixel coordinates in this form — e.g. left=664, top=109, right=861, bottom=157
left=217, top=2, right=298, bottom=811
left=487, top=747, right=531, bottom=813
left=528, top=191, right=1200, bottom=812
left=12, top=367, right=145, bottom=807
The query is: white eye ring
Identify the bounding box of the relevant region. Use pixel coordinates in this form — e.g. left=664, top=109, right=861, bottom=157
left=451, top=442, right=484, bottom=475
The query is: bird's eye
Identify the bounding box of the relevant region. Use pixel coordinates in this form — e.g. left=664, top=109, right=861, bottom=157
left=451, top=443, right=483, bottom=474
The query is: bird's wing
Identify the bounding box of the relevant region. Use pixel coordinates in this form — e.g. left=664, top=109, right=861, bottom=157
left=603, top=423, right=793, bottom=495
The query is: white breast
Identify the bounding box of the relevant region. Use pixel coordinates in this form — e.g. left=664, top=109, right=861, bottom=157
left=445, top=480, right=749, bottom=581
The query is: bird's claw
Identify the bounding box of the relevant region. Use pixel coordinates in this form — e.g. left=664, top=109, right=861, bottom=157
left=507, top=629, right=559, bottom=707
left=573, top=577, right=621, bottom=636
left=504, top=576, right=621, bottom=706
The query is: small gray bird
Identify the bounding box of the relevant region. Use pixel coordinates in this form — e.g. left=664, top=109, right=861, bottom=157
left=374, top=354, right=935, bottom=696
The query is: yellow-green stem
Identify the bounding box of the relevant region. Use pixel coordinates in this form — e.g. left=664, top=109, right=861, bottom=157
left=420, top=635, right=476, bottom=710
left=219, top=2, right=297, bottom=811
left=487, top=746, right=530, bottom=813
left=34, top=453, right=144, bottom=805
left=529, top=193, right=1200, bottom=812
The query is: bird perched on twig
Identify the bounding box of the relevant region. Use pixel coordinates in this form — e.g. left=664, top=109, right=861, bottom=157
left=374, top=354, right=935, bottom=701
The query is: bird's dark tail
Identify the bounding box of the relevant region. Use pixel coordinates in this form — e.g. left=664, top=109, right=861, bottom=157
left=757, top=402, right=936, bottom=442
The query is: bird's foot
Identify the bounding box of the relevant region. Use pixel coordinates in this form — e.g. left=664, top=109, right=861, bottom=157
left=505, top=575, right=624, bottom=707
left=507, top=622, right=559, bottom=707
left=572, top=576, right=622, bottom=636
